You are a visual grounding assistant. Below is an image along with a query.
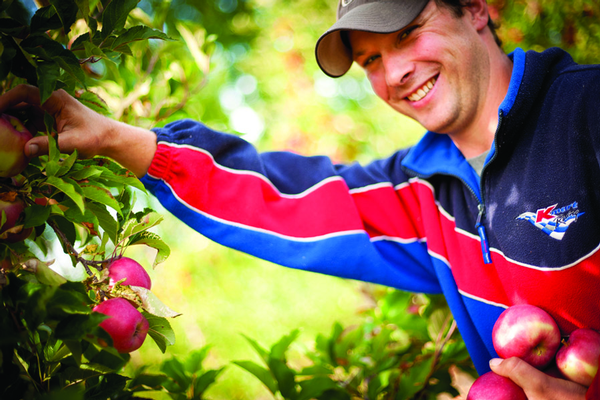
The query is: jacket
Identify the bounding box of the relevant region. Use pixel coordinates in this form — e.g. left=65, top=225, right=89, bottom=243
left=140, top=47, right=600, bottom=380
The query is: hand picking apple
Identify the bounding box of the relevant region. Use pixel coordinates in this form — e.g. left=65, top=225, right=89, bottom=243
left=93, top=297, right=149, bottom=353
left=0, top=113, right=32, bottom=178
left=0, top=85, right=157, bottom=178
left=468, top=304, right=597, bottom=400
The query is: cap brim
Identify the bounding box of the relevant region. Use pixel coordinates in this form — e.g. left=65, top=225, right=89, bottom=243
left=315, top=0, right=429, bottom=77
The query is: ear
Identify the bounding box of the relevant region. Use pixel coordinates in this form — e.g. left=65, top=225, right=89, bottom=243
left=464, top=0, right=490, bottom=31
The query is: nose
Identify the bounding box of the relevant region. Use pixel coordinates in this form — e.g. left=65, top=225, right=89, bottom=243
left=383, top=52, right=413, bottom=87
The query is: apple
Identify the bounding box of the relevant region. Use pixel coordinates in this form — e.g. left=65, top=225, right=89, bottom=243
left=0, top=195, right=32, bottom=242
left=107, top=257, right=152, bottom=289
left=0, top=114, right=33, bottom=178
left=467, top=371, right=527, bottom=400
left=556, top=328, right=600, bottom=387
left=492, top=304, right=561, bottom=369
left=93, top=297, right=149, bottom=353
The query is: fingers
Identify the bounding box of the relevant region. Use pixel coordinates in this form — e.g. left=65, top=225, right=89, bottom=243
left=490, top=357, right=542, bottom=389
left=490, top=357, right=587, bottom=400
left=0, top=84, right=41, bottom=112
left=25, top=136, right=48, bottom=158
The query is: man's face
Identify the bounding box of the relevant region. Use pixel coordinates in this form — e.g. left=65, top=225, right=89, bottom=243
left=348, top=0, right=491, bottom=136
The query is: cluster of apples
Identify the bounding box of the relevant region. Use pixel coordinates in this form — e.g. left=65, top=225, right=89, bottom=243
left=468, top=304, right=600, bottom=399
left=94, top=257, right=152, bottom=353
left=0, top=114, right=33, bottom=243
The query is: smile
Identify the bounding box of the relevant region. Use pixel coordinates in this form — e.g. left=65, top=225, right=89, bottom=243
left=407, top=77, right=437, bottom=102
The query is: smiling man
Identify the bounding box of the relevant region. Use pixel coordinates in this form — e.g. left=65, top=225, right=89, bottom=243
left=1, top=0, right=600, bottom=398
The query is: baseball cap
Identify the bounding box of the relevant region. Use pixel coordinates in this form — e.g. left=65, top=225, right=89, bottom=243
left=315, top=0, right=429, bottom=77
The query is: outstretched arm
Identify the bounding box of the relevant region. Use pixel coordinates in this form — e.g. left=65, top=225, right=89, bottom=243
left=0, top=84, right=157, bottom=177
left=490, top=357, right=587, bottom=400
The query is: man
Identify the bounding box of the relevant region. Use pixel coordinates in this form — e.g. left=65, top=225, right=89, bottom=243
left=0, top=0, right=598, bottom=398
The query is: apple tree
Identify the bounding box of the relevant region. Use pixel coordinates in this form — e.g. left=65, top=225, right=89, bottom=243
left=0, top=1, right=222, bottom=399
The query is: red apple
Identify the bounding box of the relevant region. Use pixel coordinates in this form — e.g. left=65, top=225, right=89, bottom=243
left=467, top=371, right=527, bottom=400
left=93, top=297, right=149, bottom=353
left=0, top=114, right=33, bottom=178
left=107, top=257, right=152, bottom=289
left=0, top=195, right=32, bottom=242
left=556, top=328, right=600, bottom=387
left=492, top=304, right=561, bottom=369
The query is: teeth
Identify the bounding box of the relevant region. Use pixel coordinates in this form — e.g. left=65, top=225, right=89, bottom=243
left=408, top=78, right=436, bottom=102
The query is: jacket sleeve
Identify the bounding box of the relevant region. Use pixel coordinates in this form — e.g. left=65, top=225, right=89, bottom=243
left=140, top=119, right=441, bottom=294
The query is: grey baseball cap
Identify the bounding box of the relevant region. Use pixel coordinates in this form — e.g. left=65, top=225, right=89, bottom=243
left=315, top=0, right=430, bottom=77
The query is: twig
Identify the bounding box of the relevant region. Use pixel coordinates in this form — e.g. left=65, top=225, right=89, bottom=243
left=48, top=221, right=105, bottom=276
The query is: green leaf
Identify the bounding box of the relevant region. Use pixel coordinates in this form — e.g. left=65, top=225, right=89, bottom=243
left=84, top=373, right=128, bottom=400
left=23, top=258, right=67, bottom=287
left=24, top=204, right=51, bottom=228
left=47, top=132, right=61, bottom=163
left=268, top=357, right=297, bottom=399
left=45, top=340, right=72, bottom=363
left=37, top=60, right=61, bottom=104
left=80, top=185, right=122, bottom=216
left=233, top=360, right=278, bottom=394
left=241, top=334, right=270, bottom=364
left=111, top=26, right=171, bottom=50
left=161, top=358, right=190, bottom=390
left=133, top=286, right=181, bottom=318
left=271, top=329, right=300, bottom=361
left=44, top=176, right=85, bottom=214
left=143, top=312, right=176, bottom=354
left=128, top=231, right=170, bottom=267
left=56, top=151, right=79, bottom=177
left=47, top=287, right=92, bottom=316
left=298, top=377, right=340, bottom=400
left=184, top=346, right=211, bottom=374
left=76, top=91, right=110, bottom=115
left=86, top=202, right=118, bottom=243
left=101, top=0, right=140, bottom=39
left=127, top=373, right=168, bottom=391
left=68, top=165, right=104, bottom=181
left=49, top=0, right=78, bottom=34
left=395, top=355, right=434, bottom=400
left=55, top=313, right=108, bottom=341
left=30, top=5, right=63, bottom=33
left=193, top=368, right=224, bottom=398
left=0, top=36, right=17, bottom=81
left=120, top=212, right=163, bottom=240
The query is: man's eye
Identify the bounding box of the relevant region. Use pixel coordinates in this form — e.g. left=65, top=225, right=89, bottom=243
left=399, top=26, right=418, bottom=41
left=363, top=55, right=380, bottom=67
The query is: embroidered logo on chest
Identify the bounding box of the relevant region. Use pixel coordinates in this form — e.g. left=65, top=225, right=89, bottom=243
left=516, top=202, right=584, bottom=240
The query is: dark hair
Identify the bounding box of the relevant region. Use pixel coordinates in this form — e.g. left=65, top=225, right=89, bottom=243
left=435, top=0, right=502, bottom=47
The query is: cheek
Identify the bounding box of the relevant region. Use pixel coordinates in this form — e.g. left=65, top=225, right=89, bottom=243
left=367, top=73, right=389, bottom=102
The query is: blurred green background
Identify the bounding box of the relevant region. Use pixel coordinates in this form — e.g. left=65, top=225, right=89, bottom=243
left=73, top=0, right=600, bottom=398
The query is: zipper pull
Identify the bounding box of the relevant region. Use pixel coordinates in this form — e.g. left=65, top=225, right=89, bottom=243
left=476, top=204, right=493, bottom=264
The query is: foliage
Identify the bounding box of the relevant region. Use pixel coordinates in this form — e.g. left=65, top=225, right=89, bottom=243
left=235, top=290, right=474, bottom=400
left=0, top=1, right=191, bottom=398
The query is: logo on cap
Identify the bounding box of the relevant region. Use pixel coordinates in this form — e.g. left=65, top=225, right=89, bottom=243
left=341, top=0, right=354, bottom=6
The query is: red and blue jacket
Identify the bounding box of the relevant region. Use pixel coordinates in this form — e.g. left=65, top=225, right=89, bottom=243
left=141, top=47, right=600, bottom=380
